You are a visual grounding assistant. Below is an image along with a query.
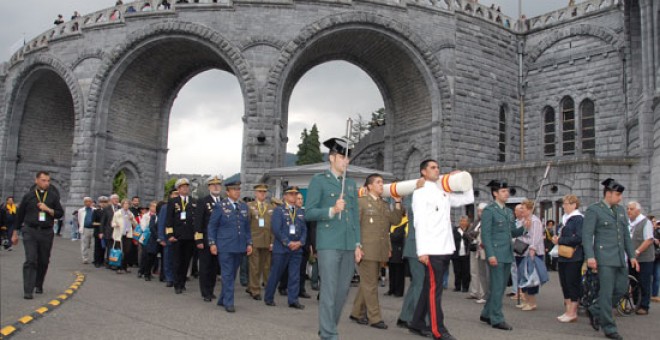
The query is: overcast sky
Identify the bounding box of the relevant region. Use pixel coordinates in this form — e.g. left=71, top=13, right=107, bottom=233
left=1, top=0, right=567, bottom=177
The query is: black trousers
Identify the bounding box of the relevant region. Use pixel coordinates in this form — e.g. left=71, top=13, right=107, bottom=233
left=299, top=246, right=309, bottom=294
left=452, top=255, right=471, bottom=291
left=388, top=261, right=405, bottom=296
left=93, top=235, right=105, bottom=266
left=411, top=255, right=451, bottom=338
left=140, top=249, right=157, bottom=278
left=190, top=248, right=199, bottom=276
left=22, top=227, right=54, bottom=294
left=198, top=245, right=219, bottom=298
left=558, top=261, right=582, bottom=302
left=173, top=239, right=195, bottom=289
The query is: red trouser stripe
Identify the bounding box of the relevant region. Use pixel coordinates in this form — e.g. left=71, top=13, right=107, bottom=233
left=427, top=260, right=442, bottom=339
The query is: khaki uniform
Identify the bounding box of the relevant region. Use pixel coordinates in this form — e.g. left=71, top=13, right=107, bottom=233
left=351, top=195, right=403, bottom=324
left=247, top=200, right=275, bottom=296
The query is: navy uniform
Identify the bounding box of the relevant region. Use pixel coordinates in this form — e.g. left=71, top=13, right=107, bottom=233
left=583, top=179, right=636, bottom=338
left=208, top=180, right=252, bottom=312
left=479, top=180, right=526, bottom=330
left=194, top=175, right=223, bottom=302
left=305, top=138, right=360, bottom=340
left=165, top=178, right=197, bottom=294
left=264, top=186, right=307, bottom=308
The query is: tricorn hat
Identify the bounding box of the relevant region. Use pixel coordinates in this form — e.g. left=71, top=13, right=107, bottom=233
left=323, top=138, right=352, bottom=157
left=601, top=178, right=625, bottom=193
left=486, top=179, right=508, bottom=192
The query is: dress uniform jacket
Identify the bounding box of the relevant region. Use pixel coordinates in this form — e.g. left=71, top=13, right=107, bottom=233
left=194, top=195, right=221, bottom=247
left=208, top=199, right=252, bottom=253
left=582, top=201, right=635, bottom=267
left=248, top=200, right=275, bottom=248
left=166, top=196, right=196, bottom=241
left=480, top=202, right=525, bottom=263
left=271, top=204, right=307, bottom=254
left=305, top=170, right=360, bottom=251
left=358, top=195, right=402, bottom=262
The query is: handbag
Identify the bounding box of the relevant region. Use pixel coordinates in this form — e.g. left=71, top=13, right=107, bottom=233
left=108, top=241, right=122, bottom=267
left=558, top=245, right=576, bottom=258
left=513, top=239, right=529, bottom=256
left=549, top=244, right=559, bottom=257
left=133, top=225, right=142, bottom=239
left=139, top=226, right=151, bottom=246
left=518, top=256, right=540, bottom=288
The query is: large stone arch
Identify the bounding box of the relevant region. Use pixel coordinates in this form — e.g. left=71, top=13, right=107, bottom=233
left=528, top=24, right=623, bottom=63
left=2, top=54, right=84, bottom=205
left=85, top=21, right=255, bottom=198
left=265, top=11, right=451, bottom=171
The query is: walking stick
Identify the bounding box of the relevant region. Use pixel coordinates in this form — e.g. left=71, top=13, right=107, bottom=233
left=339, top=118, right=353, bottom=220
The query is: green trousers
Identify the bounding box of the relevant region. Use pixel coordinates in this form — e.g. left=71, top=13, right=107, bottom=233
left=589, top=265, right=628, bottom=335
left=480, top=262, right=511, bottom=326
left=317, top=249, right=355, bottom=340
left=399, top=257, right=425, bottom=323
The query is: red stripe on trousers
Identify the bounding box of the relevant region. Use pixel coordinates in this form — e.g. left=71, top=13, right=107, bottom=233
left=427, top=260, right=442, bottom=339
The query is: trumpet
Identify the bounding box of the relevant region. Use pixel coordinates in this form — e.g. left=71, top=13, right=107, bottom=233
left=359, top=171, right=473, bottom=198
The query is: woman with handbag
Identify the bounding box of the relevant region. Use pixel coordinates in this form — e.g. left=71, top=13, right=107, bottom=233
left=112, top=199, right=137, bottom=274
left=552, top=194, right=583, bottom=323
left=514, top=199, right=545, bottom=311
left=139, top=201, right=159, bottom=281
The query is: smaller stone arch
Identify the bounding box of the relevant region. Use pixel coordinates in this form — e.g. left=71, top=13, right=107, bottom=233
left=403, top=145, right=425, bottom=179
left=105, top=158, right=144, bottom=198
left=70, top=49, right=106, bottom=69
left=239, top=35, right=285, bottom=52
left=528, top=24, right=623, bottom=63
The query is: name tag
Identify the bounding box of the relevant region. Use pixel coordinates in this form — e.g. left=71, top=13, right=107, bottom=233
left=259, top=218, right=265, bottom=228
left=180, top=211, right=186, bottom=220
left=39, top=212, right=46, bottom=222
left=289, top=224, right=296, bottom=235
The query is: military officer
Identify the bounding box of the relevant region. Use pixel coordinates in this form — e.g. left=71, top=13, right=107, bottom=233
left=165, top=178, right=197, bottom=295
left=479, top=180, right=528, bottom=331
left=583, top=179, right=639, bottom=340
left=247, top=183, right=275, bottom=300
left=208, top=180, right=253, bottom=313
left=350, top=173, right=403, bottom=329
left=264, top=186, right=307, bottom=309
left=305, top=137, right=362, bottom=340
left=194, top=175, right=223, bottom=302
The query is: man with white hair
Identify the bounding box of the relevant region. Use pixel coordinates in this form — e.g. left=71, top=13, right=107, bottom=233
left=466, top=202, right=488, bottom=303
left=78, top=197, right=96, bottom=264
left=166, top=178, right=197, bottom=294
left=626, top=201, right=655, bottom=315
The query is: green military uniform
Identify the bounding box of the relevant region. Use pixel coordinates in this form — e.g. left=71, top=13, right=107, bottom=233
left=583, top=200, right=635, bottom=336
left=479, top=201, right=525, bottom=327
left=306, top=168, right=360, bottom=340
left=246, top=198, right=275, bottom=297
left=351, top=194, right=402, bottom=325
left=398, top=196, right=425, bottom=326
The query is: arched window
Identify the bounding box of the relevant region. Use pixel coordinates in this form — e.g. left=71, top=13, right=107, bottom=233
left=543, top=106, right=555, bottom=157
left=498, top=105, right=506, bottom=162
left=581, top=99, right=595, bottom=154
left=561, top=97, right=575, bottom=155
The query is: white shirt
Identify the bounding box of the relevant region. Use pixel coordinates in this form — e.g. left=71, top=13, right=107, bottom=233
left=457, top=228, right=466, bottom=256
left=629, top=214, right=654, bottom=240
left=413, top=180, right=474, bottom=256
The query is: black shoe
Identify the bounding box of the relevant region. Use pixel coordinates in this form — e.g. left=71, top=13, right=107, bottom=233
left=396, top=319, right=409, bottom=329
left=299, top=292, right=311, bottom=299
left=278, top=289, right=287, bottom=296
left=203, top=296, right=212, bottom=302
left=24, top=293, right=33, bottom=300
left=461, top=288, right=469, bottom=293
left=370, top=321, right=388, bottom=329
left=211, top=294, right=217, bottom=299
left=409, top=328, right=432, bottom=337
left=439, top=332, right=457, bottom=340
left=605, top=332, right=623, bottom=340
left=192, top=273, right=199, bottom=278
left=225, top=306, right=235, bottom=313
left=289, top=302, right=305, bottom=310
left=385, top=291, right=393, bottom=296
left=166, top=282, right=174, bottom=287
left=349, top=315, right=368, bottom=325
left=265, top=301, right=276, bottom=306
left=505, top=292, right=515, bottom=297
left=145, top=276, right=152, bottom=281
left=182, top=287, right=187, bottom=291
left=586, top=310, right=600, bottom=331
left=311, top=283, right=319, bottom=291
left=35, top=287, right=43, bottom=294
left=175, top=288, right=183, bottom=294
left=453, top=288, right=461, bottom=292
left=479, top=316, right=491, bottom=325
left=253, top=294, right=262, bottom=301
left=137, top=273, right=143, bottom=278
left=245, top=288, right=251, bottom=294
left=491, top=322, right=513, bottom=330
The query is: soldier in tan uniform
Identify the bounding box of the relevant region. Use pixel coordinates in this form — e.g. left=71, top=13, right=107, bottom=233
left=246, top=184, right=275, bottom=300
left=350, top=173, right=403, bottom=329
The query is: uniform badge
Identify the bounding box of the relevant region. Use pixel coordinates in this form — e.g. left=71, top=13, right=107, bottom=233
left=369, top=217, right=373, bottom=224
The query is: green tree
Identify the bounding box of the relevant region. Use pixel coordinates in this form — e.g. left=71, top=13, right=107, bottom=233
left=164, top=177, right=177, bottom=200
left=296, top=124, right=323, bottom=165
left=113, top=170, right=127, bottom=200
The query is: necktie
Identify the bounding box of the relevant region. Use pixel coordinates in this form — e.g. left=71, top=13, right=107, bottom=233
left=337, top=176, right=342, bottom=182
left=233, top=203, right=238, bottom=210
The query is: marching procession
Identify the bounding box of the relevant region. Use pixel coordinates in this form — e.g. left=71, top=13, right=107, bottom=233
left=3, top=137, right=660, bottom=340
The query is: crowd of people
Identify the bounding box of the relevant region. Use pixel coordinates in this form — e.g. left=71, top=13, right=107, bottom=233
left=3, top=142, right=660, bottom=340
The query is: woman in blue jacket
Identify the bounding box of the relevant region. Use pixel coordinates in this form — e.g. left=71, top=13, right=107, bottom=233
left=553, top=194, right=584, bottom=323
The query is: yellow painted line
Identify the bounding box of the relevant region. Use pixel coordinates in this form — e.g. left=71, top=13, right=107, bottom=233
left=58, top=294, right=68, bottom=300
left=17, top=316, right=33, bottom=324
left=48, top=300, right=60, bottom=307
left=0, top=326, right=16, bottom=336
left=35, top=307, right=48, bottom=314
left=64, top=289, right=73, bottom=294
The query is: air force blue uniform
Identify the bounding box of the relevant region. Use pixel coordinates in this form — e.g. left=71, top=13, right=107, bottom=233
left=207, top=198, right=252, bottom=308
left=264, top=203, right=307, bottom=305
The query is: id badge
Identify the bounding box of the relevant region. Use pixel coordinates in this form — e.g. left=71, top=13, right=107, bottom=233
left=39, top=212, right=46, bottom=222
left=289, top=224, right=296, bottom=235
left=180, top=211, right=187, bottom=220
left=259, top=218, right=265, bottom=228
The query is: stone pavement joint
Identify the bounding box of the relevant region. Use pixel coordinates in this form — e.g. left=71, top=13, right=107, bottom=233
left=0, top=272, right=85, bottom=340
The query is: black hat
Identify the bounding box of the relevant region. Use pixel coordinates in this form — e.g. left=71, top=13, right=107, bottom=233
left=284, top=186, right=300, bottom=194
left=601, top=178, right=625, bottom=193
left=225, top=180, right=241, bottom=190
left=486, top=179, right=508, bottom=192
left=323, top=138, right=352, bottom=157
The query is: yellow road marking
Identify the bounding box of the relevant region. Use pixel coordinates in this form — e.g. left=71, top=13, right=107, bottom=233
left=0, top=326, right=16, bottom=336
left=18, top=316, right=33, bottom=324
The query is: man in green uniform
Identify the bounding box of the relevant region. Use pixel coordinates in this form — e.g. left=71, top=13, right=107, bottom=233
left=479, top=180, right=527, bottom=331
left=247, top=184, right=275, bottom=300
left=583, top=179, right=639, bottom=340
left=305, top=138, right=363, bottom=340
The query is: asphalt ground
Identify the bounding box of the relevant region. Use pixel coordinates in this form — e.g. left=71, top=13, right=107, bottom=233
left=1, top=237, right=658, bottom=339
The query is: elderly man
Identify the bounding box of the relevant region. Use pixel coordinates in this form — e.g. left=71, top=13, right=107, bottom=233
left=466, top=203, right=488, bottom=303
left=452, top=216, right=471, bottom=293
left=78, top=197, right=96, bottom=264
left=166, top=178, right=197, bottom=295
left=583, top=179, right=639, bottom=340
left=626, top=201, right=654, bottom=316
left=194, top=175, right=224, bottom=302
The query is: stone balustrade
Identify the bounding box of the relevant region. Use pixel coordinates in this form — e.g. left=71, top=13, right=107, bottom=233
left=520, top=0, right=620, bottom=32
